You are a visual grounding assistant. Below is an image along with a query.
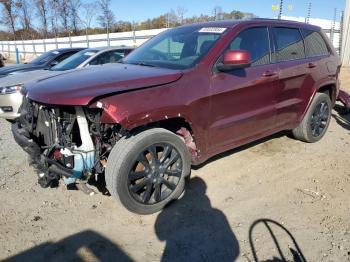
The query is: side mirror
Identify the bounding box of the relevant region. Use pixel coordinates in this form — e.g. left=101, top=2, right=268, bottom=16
left=217, top=50, right=251, bottom=72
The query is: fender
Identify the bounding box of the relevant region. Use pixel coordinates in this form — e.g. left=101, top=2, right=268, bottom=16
left=89, top=86, right=209, bottom=162
left=297, top=78, right=338, bottom=124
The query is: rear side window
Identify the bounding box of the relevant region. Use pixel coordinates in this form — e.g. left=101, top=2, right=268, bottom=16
left=302, top=29, right=329, bottom=57
left=55, top=52, right=77, bottom=63
left=272, top=27, right=305, bottom=62
left=228, top=27, right=270, bottom=66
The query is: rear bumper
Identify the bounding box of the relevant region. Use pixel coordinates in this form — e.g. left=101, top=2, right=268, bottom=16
left=0, top=92, right=22, bottom=119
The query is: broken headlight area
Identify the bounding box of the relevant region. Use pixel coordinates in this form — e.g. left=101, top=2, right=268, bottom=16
left=12, top=97, right=124, bottom=190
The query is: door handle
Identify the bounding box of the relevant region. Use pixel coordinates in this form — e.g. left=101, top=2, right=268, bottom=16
left=307, top=63, right=316, bottom=68
left=262, top=71, right=277, bottom=77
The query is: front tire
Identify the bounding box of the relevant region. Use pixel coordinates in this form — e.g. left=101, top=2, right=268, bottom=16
left=292, top=92, right=332, bottom=143
left=106, top=128, right=191, bottom=214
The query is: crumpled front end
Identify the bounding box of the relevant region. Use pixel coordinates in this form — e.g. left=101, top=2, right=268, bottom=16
left=12, top=97, right=120, bottom=189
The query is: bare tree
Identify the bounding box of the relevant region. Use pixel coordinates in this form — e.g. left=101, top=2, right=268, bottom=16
left=97, top=0, right=115, bottom=46
left=0, top=0, right=17, bottom=39
left=16, top=0, right=32, bottom=31
left=49, top=0, right=60, bottom=39
left=68, top=0, right=81, bottom=34
left=80, top=2, right=97, bottom=31
left=176, top=6, right=187, bottom=25
left=58, top=0, right=70, bottom=32
left=166, top=9, right=177, bottom=28
left=79, top=1, right=98, bottom=46
left=97, top=0, right=115, bottom=28
left=35, top=0, right=50, bottom=37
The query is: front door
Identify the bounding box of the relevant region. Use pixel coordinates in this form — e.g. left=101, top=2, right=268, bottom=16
left=209, top=26, right=279, bottom=151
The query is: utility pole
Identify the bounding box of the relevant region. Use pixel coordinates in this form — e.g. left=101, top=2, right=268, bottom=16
left=278, top=0, right=284, bottom=19
left=341, top=0, right=350, bottom=66
left=330, top=8, right=337, bottom=44
left=305, top=2, right=312, bottom=23
left=340, top=11, right=344, bottom=57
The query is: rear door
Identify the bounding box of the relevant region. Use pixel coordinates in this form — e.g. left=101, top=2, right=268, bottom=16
left=271, top=27, right=311, bottom=128
left=209, top=26, right=279, bottom=150
left=302, top=28, right=334, bottom=97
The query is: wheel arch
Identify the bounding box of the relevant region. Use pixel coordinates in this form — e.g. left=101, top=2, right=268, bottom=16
left=317, top=83, right=337, bottom=105
left=98, top=103, right=202, bottom=162
left=298, top=81, right=338, bottom=124
left=130, top=117, right=199, bottom=161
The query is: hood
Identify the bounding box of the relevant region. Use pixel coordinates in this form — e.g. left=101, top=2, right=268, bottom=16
left=0, top=64, right=42, bottom=76
left=25, top=63, right=183, bottom=106
left=0, top=69, right=62, bottom=88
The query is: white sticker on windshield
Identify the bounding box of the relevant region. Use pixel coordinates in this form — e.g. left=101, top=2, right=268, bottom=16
left=52, top=51, right=60, bottom=54
left=199, top=27, right=227, bottom=34
left=84, top=52, right=96, bottom=56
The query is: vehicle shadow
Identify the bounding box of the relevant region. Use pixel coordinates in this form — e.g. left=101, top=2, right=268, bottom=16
left=193, top=131, right=287, bottom=170
left=332, top=104, right=350, bottom=131
left=3, top=230, right=133, bottom=262
left=249, top=219, right=307, bottom=262
left=155, top=177, right=240, bottom=262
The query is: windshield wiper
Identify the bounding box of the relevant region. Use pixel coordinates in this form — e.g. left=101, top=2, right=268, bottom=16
left=128, top=61, right=156, bottom=67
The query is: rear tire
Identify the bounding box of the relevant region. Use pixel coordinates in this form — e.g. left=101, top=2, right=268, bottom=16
left=292, top=93, right=332, bottom=143
left=106, top=128, right=191, bottom=214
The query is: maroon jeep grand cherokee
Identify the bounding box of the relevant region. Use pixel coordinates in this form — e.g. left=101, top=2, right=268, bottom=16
left=12, top=19, right=341, bottom=214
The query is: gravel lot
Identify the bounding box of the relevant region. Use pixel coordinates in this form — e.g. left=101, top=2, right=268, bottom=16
left=1, top=68, right=350, bottom=262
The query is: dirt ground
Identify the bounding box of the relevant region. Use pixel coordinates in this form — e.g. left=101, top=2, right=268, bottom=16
left=1, top=68, right=350, bottom=262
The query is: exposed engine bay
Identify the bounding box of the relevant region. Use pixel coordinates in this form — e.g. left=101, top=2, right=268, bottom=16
left=12, top=97, right=124, bottom=190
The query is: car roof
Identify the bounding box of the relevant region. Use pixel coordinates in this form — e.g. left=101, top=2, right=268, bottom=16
left=179, top=18, right=321, bottom=31
left=90, top=46, right=134, bottom=51
left=50, top=47, right=86, bottom=53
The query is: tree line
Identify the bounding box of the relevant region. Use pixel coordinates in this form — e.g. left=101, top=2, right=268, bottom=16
left=0, top=0, right=257, bottom=41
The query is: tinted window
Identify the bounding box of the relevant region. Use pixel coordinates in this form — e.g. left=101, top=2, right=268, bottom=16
left=228, top=27, right=270, bottom=66
left=108, top=50, right=127, bottom=62
left=89, top=50, right=125, bottom=65
left=30, top=51, right=59, bottom=65
left=302, top=29, right=329, bottom=57
left=272, top=27, right=305, bottom=62
left=51, top=49, right=98, bottom=71
left=55, top=52, right=77, bottom=63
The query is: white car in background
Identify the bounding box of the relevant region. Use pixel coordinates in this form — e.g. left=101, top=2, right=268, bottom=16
left=0, top=46, right=134, bottom=120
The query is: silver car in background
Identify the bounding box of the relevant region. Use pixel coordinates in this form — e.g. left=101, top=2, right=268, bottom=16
left=0, top=46, right=134, bottom=120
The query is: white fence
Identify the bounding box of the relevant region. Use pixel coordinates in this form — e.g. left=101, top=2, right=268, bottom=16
left=0, top=28, right=167, bottom=61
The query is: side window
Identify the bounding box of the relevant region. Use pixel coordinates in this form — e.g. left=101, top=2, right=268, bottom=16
left=108, top=50, right=125, bottom=63
left=302, top=29, right=329, bottom=57
left=55, top=52, right=76, bottom=63
left=272, top=27, right=305, bottom=62
left=89, top=52, right=115, bottom=65
left=228, top=27, right=270, bottom=66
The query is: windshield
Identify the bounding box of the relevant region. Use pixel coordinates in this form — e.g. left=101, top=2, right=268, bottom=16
left=51, top=49, right=99, bottom=71
left=123, top=26, right=226, bottom=70
left=30, top=51, right=59, bottom=65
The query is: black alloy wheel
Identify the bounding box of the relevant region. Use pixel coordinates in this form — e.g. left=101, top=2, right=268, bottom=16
left=310, top=101, right=330, bottom=137
left=128, top=143, right=183, bottom=205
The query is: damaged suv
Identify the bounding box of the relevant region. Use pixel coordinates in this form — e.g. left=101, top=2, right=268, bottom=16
left=12, top=19, right=341, bottom=214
